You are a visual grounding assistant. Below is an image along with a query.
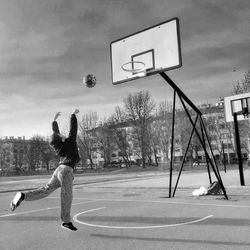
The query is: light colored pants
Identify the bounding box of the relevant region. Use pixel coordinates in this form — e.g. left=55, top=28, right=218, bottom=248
left=24, top=165, right=74, bottom=223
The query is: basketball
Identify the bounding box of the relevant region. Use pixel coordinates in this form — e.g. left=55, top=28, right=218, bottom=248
left=83, top=74, right=96, bottom=88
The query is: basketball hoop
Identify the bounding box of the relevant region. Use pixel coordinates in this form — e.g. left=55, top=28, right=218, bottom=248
left=121, top=61, right=146, bottom=75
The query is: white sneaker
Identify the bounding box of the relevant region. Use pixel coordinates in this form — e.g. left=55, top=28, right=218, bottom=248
left=10, top=192, right=24, bottom=211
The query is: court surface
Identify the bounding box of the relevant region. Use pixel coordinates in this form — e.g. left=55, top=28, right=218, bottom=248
left=0, top=170, right=250, bottom=250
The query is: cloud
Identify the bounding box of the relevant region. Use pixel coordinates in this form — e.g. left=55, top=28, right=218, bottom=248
left=179, top=0, right=249, bottom=39
left=0, top=0, right=249, bottom=138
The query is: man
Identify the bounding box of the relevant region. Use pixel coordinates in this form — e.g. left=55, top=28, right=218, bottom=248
left=10, top=109, right=80, bottom=231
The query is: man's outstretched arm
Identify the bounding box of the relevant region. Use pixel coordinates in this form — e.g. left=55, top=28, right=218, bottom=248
left=52, top=111, right=61, bottom=134
left=68, top=109, right=79, bottom=140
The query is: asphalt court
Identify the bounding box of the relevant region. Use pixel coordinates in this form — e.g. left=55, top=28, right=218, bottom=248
left=1, top=174, right=250, bottom=250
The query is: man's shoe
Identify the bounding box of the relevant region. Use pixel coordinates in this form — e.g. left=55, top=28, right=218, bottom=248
left=61, top=222, right=77, bottom=231
left=10, top=192, right=24, bottom=211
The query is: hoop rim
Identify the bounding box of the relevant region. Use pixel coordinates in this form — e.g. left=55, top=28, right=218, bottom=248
left=121, top=61, right=146, bottom=73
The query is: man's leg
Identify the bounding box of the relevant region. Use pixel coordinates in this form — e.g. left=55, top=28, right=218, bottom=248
left=57, top=165, right=77, bottom=231
left=24, top=168, right=61, bottom=201
left=10, top=167, right=61, bottom=211
left=57, top=165, right=73, bottom=223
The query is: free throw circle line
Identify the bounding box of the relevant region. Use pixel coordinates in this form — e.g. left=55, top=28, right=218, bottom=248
left=73, top=207, right=213, bottom=229
left=0, top=200, right=98, bottom=218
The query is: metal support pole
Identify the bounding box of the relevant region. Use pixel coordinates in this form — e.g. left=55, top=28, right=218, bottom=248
left=159, top=72, right=202, bottom=115
left=199, top=118, right=224, bottom=185
left=200, top=118, right=212, bottom=183
left=159, top=72, right=228, bottom=200
left=180, top=97, right=228, bottom=199
left=233, top=113, right=245, bottom=186
left=222, top=141, right=227, bottom=173
left=173, top=114, right=199, bottom=197
left=169, top=90, right=176, bottom=198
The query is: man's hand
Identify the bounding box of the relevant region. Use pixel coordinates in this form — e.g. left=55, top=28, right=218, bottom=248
left=54, top=112, right=61, bottom=121
left=73, top=109, right=80, bottom=115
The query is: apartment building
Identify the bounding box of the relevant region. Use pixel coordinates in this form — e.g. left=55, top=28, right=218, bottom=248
left=102, top=101, right=248, bottom=166
left=0, top=136, right=29, bottom=171
left=0, top=136, right=57, bottom=173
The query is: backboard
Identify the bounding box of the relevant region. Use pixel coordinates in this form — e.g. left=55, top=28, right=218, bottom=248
left=110, top=18, right=182, bottom=85
left=224, top=93, right=250, bottom=122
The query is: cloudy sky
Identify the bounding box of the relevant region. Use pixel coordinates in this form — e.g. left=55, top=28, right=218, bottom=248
left=0, top=0, right=249, bottom=138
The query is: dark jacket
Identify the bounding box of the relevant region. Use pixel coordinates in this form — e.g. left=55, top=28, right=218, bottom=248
left=50, top=114, right=80, bottom=168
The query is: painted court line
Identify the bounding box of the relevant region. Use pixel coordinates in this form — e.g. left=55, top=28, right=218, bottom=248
left=1, top=196, right=249, bottom=219
left=0, top=200, right=98, bottom=218
left=46, top=197, right=250, bottom=208
left=73, top=207, right=214, bottom=229
left=52, top=197, right=250, bottom=209
left=72, top=175, right=166, bottom=188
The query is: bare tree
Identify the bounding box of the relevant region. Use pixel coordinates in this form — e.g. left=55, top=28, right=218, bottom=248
left=155, top=101, right=173, bottom=163
left=145, top=101, right=173, bottom=166
left=41, top=137, right=56, bottom=172
left=232, top=70, right=250, bottom=95
left=95, top=122, right=112, bottom=167
left=146, top=122, right=160, bottom=166
left=203, top=114, right=235, bottom=164
left=78, top=111, right=98, bottom=169
left=108, top=106, right=132, bottom=167
left=176, top=110, right=196, bottom=166
left=13, top=147, right=27, bottom=170
left=27, top=135, right=45, bottom=171
left=111, top=106, right=126, bottom=123
left=238, top=119, right=250, bottom=159
left=124, top=90, right=156, bottom=168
